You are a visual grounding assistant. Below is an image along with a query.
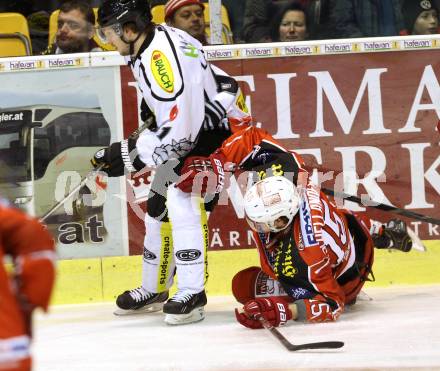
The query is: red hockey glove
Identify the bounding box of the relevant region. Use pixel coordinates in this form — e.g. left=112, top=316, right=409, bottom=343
left=235, top=297, right=292, bottom=329
left=176, top=153, right=227, bottom=195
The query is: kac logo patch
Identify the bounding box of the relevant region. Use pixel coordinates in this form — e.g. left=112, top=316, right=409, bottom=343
left=151, top=50, right=174, bottom=93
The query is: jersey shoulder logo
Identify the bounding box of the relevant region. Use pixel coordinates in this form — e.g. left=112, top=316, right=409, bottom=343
left=151, top=50, right=174, bottom=93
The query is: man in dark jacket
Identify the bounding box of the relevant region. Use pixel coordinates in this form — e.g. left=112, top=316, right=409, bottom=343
left=330, top=0, right=406, bottom=38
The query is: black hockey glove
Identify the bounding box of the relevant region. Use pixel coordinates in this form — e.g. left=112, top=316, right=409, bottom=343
left=91, top=138, right=146, bottom=177
left=372, top=219, right=412, bottom=252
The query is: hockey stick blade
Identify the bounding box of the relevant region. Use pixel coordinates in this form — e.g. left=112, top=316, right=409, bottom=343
left=406, top=226, right=427, bottom=252
left=258, top=317, right=344, bottom=351
left=40, top=164, right=105, bottom=222
left=322, top=188, right=440, bottom=226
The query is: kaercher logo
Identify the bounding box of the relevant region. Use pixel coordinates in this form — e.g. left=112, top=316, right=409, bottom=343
left=151, top=50, right=174, bottom=93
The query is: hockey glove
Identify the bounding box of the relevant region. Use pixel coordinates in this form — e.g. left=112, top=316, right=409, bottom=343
left=235, top=297, right=292, bottom=329
left=91, top=138, right=145, bottom=177
left=373, top=219, right=412, bottom=252
left=176, top=153, right=227, bottom=195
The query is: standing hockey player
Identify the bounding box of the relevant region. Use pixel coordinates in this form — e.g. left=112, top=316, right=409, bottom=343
left=91, top=0, right=249, bottom=325
left=0, top=199, right=56, bottom=370
left=176, top=125, right=413, bottom=327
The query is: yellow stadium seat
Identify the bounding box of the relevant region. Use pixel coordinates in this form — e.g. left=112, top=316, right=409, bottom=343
left=48, top=8, right=115, bottom=52
left=0, top=13, right=32, bottom=57
left=151, top=4, right=233, bottom=44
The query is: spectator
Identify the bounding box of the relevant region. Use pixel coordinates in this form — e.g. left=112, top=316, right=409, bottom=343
left=402, top=0, right=439, bottom=35
left=43, top=0, right=102, bottom=54
left=222, top=0, right=246, bottom=43
left=27, top=11, right=50, bottom=54
left=270, top=1, right=309, bottom=41
left=330, top=0, right=406, bottom=38
left=242, top=0, right=329, bottom=42
left=164, top=0, right=208, bottom=44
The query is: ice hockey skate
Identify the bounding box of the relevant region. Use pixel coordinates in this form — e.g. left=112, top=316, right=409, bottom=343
left=113, top=287, right=168, bottom=316
left=163, top=290, right=207, bottom=325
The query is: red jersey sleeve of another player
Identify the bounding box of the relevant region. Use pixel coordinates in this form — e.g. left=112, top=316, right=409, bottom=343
left=0, top=205, right=56, bottom=311
left=217, top=126, right=284, bottom=165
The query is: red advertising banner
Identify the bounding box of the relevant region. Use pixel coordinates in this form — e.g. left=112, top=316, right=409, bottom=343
left=121, top=49, right=440, bottom=254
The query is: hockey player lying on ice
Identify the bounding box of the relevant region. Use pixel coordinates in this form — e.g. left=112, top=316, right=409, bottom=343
left=176, top=125, right=413, bottom=328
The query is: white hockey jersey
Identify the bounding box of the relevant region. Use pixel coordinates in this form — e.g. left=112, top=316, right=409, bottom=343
left=126, top=25, right=219, bottom=167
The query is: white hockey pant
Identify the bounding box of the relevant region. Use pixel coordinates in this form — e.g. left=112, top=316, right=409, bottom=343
left=142, top=186, right=208, bottom=294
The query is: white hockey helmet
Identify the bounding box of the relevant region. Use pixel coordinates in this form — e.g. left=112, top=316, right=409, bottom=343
left=244, top=176, right=300, bottom=233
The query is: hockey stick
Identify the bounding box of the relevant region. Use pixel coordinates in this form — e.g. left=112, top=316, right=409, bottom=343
left=321, top=188, right=440, bottom=226
left=40, top=164, right=105, bottom=222
left=258, top=316, right=344, bottom=351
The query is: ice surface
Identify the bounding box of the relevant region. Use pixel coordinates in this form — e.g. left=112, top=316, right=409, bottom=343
left=33, top=285, right=440, bottom=371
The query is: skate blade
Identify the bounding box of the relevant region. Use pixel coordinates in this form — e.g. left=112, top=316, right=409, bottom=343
left=113, top=302, right=164, bottom=316
left=164, top=307, right=205, bottom=325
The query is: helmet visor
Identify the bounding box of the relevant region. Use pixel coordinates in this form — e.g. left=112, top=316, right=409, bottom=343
left=96, top=22, right=123, bottom=44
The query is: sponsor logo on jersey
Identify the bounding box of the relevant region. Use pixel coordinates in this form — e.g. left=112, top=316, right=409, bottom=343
left=169, top=105, right=178, bottom=121
left=255, top=271, right=288, bottom=297
left=297, top=234, right=305, bottom=250
left=235, top=92, right=249, bottom=113
left=300, top=200, right=317, bottom=246
left=143, top=247, right=157, bottom=260
left=274, top=242, right=297, bottom=278
left=181, top=41, right=199, bottom=58
left=151, top=50, right=174, bottom=93
left=255, top=271, right=274, bottom=295
left=287, top=286, right=312, bottom=300
left=175, top=249, right=201, bottom=261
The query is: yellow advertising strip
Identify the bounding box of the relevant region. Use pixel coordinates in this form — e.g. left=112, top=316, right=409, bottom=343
left=0, top=54, right=90, bottom=73
left=1, top=34, right=440, bottom=75
left=202, top=34, right=440, bottom=61
left=51, top=242, right=440, bottom=305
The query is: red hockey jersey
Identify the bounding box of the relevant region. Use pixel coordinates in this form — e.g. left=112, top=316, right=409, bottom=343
left=0, top=201, right=56, bottom=369
left=217, top=126, right=373, bottom=322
